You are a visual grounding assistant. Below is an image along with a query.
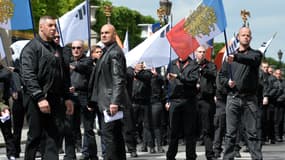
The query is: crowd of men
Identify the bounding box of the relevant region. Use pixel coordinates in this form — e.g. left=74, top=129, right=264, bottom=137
left=0, top=15, right=284, bottom=160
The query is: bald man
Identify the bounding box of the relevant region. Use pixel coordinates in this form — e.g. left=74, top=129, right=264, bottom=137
left=88, top=24, right=131, bottom=160
left=219, top=27, right=263, bottom=160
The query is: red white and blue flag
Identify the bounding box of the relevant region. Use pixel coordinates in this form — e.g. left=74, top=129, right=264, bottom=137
left=167, top=0, right=227, bottom=59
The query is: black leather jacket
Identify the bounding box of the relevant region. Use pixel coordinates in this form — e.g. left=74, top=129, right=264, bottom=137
left=89, top=42, right=131, bottom=111
left=70, top=55, right=93, bottom=92
left=20, top=35, right=71, bottom=102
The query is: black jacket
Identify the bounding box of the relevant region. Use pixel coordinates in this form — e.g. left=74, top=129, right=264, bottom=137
left=0, top=66, right=12, bottom=105
left=70, top=55, right=93, bottom=92
left=165, top=58, right=199, bottom=99
left=20, top=35, right=71, bottom=102
left=196, top=59, right=217, bottom=99
left=89, top=42, right=131, bottom=111
left=126, top=67, right=152, bottom=104
left=219, top=47, right=262, bottom=95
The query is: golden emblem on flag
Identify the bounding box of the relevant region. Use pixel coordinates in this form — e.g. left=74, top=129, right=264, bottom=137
left=0, top=0, right=14, bottom=24
left=184, top=5, right=217, bottom=38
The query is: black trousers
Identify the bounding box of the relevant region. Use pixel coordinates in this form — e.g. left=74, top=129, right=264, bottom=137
left=261, top=103, right=275, bottom=141
left=12, top=92, right=25, bottom=155
left=274, top=101, right=285, bottom=139
left=24, top=94, right=60, bottom=160
left=100, top=112, right=126, bottom=160
left=166, top=98, right=198, bottom=160
left=133, top=103, right=154, bottom=147
left=72, top=94, right=98, bottom=159
left=151, top=101, right=164, bottom=148
left=55, top=100, right=76, bottom=160
left=213, top=99, right=226, bottom=154
left=122, top=106, right=137, bottom=152
left=1, top=119, right=16, bottom=159
left=197, top=99, right=216, bottom=159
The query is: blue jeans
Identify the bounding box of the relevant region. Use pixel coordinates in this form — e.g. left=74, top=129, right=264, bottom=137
left=223, top=95, right=262, bottom=160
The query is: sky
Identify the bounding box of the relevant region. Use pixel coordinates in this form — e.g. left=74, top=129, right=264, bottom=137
left=109, top=0, right=285, bottom=61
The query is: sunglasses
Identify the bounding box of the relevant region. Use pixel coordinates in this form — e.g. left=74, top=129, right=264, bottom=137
left=54, top=36, right=60, bottom=39
left=72, top=46, right=82, bottom=50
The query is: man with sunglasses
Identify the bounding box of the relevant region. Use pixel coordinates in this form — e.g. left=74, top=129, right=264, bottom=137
left=69, top=40, right=98, bottom=160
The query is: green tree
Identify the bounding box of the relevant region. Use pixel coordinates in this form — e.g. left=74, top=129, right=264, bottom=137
left=93, top=1, right=155, bottom=49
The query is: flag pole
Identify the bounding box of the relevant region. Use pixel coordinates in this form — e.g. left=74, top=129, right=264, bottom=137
left=223, top=30, right=233, bottom=79
left=56, top=19, right=65, bottom=46
left=86, top=0, right=91, bottom=51
left=28, top=0, right=36, bottom=37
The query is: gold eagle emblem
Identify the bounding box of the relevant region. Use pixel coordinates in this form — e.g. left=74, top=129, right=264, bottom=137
left=184, top=5, right=217, bottom=38
left=0, top=0, right=14, bottom=24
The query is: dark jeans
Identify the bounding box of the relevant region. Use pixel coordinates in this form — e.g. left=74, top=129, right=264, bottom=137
left=166, top=98, right=198, bottom=160
left=274, top=101, right=285, bottom=139
left=72, top=94, right=98, bottom=159
left=151, top=101, right=164, bottom=148
left=223, top=95, right=262, bottom=160
left=133, top=103, right=154, bottom=147
left=197, top=99, right=215, bottom=159
left=100, top=112, right=126, bottom=160
left=24, top=95, right=60, bottom=160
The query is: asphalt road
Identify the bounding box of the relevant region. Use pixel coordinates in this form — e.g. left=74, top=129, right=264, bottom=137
left=0, top=139, right=284, bottom=160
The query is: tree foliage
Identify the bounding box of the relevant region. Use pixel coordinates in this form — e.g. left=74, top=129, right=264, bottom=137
left=93, top=1, right=155, bottom=49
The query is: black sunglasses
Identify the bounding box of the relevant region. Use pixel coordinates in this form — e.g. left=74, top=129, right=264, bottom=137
left=72, top=46, right=82, bottom=50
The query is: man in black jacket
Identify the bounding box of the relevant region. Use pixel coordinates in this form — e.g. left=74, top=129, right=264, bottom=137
left=195, top=45, right=217, bottom=160
left=20, top=16, right=74, bottom=160
left=70, top=40, right=98, bottom=160
left=0, top=64, right=17, bottom=160
left=165, top=56, right=200, bottom=160
left=88, top=24, right=130, bottom=160
left=219, top=27, right=262, bottom=160
left=127, top=63, right=154, bottom=153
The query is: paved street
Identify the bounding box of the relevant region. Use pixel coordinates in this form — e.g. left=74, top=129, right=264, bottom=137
left=0, top=128, right=285, bottom=160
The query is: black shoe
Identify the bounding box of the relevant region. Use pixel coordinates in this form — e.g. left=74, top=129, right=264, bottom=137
left=150, top=147, right=156, bottom=153
left=207, top=157, right=217, bottom=160
left=14, top=153, right=20, bottom=158
left=157, top=146, right=165, bottom=153
left=234, top=151, right=241, bottom=158
left=58, top=148, right=64, bottom=154
left=269, top=139, right=275, bottom=144
left=130, top=151, right=138, bottom=157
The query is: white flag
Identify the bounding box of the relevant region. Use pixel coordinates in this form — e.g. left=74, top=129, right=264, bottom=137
left=222, top=35, right=239, bottom=62
left=0, top=37, right=6, bottom=59
left=258, top=32, right=277, bottom=54
left=123, top=30, right=129, bottom=54
left=125, top=24, right=177, bottom=69
left=57, top=2, right=89, bottom=46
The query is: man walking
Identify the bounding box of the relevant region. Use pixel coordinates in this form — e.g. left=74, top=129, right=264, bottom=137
left=20, top=16, right=74, bottom=160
